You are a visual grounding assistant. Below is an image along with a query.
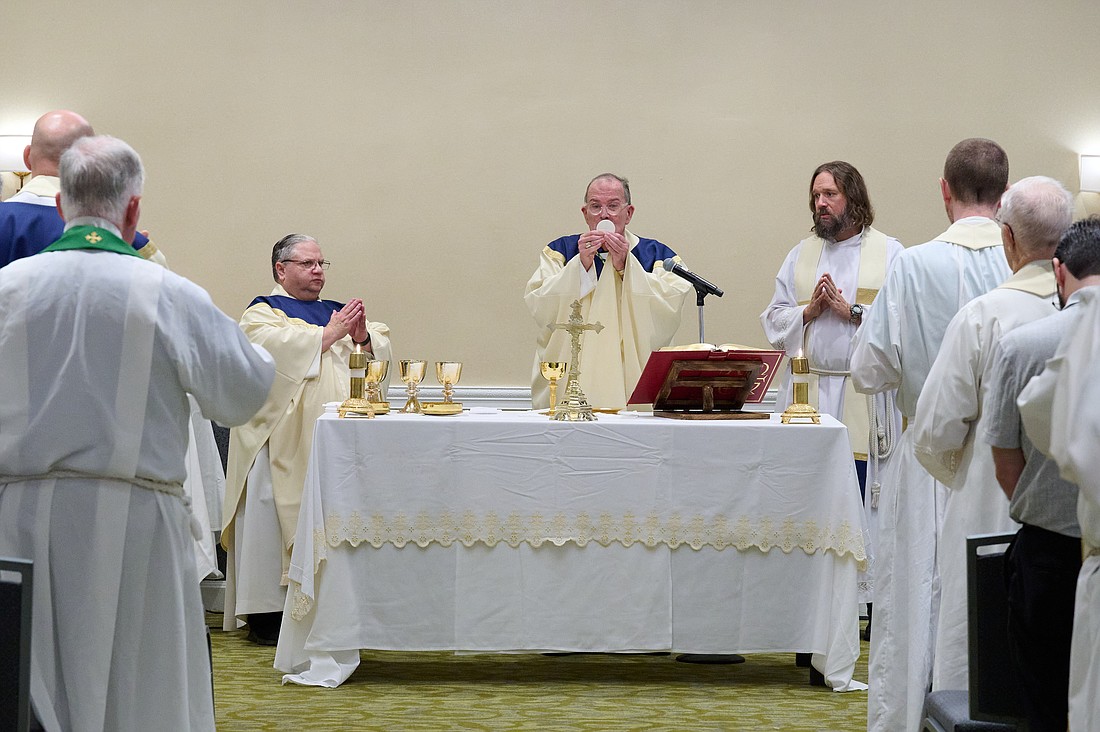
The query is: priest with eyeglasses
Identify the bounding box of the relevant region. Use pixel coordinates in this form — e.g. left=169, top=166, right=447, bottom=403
left=222, top=234, right=392, bottom=645
left=524, top=173, right=692, bottom=411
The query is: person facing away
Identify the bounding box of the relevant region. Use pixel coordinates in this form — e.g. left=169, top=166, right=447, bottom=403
left=1018, top=254, right=1100, bottom=732
left=849, top=136, right=1012, bottom=732
left=0, top=109, right=163, bottom=268
left=222, top=233, right=392, bottom=645
left=1, top=109, right=230, bottom=581
left=524, top=173, right=692, bottom=411
left=982, top=217, right=1100, bottom=732
left=0, top=134, right=275, bottom=732
left=913, top=174, right=1073, bottom=695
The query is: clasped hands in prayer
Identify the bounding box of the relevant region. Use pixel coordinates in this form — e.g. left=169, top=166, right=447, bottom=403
left=578, top=228, right=629, bottom=273
left=322, top=298, right=370, bottom=352
left=802, top=273, right=853, bottom=324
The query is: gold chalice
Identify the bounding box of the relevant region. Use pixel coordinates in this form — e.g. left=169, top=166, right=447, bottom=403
left=436, top=361, right=462, bottom=404
left=423, top=361, right=464, bottom=415
left=365, top=359, right=390, bottom=413
left=540, top=361, right=567, bottom=416
left=399, top=359, right=426, bottom=414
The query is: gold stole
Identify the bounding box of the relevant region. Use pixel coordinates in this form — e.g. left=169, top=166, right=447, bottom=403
left=793, top=227, right=890, bottom=459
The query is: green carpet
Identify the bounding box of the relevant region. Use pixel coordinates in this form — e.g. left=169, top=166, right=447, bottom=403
left=210, top=616, right=869, bottom=731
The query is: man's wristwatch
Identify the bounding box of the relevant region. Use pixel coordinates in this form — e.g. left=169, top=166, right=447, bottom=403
left=849, top=303, right=865, bottom=324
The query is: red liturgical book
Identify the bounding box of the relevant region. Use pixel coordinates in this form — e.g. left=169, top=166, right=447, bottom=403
left=627, top=346, right=784, bottom=408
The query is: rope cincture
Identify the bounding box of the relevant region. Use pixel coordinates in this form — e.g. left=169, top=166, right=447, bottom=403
left=0, top=469, right=200, bottom=538
left=867, top=392, right=896, bottom=509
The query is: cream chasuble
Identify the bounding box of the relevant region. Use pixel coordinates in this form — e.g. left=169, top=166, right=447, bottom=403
left=222, top=285, right=392, bottom=572
left=525, top=231, right=691, bottom=410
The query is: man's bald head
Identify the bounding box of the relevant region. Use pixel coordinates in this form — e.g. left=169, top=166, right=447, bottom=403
left=25, top=110, right=95, bottom=177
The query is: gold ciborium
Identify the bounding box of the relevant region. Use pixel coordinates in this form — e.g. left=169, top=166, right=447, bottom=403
left=424, top=361, right=463, bottom=415
left=780, top=355, right=820, bottom=424
left=338, top=348, right=375, bottom=418
left=539, top=361, right=567, bottom=416
left=365, top=359, right=390, bottom=414
left=399, top=359, right=426, bottom=414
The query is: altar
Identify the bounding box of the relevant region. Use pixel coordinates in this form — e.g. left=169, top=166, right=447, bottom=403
left=274, top=410, right=868, bottom=690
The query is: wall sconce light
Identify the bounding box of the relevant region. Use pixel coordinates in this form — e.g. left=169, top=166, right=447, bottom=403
left=1080, top=155, right=1100, bottom=193
left=0, top=135, right=32, bottom=191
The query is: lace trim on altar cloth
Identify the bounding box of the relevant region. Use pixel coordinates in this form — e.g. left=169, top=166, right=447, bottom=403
left=289, top=511, right=867, bottom=620
left=319, top=510, right=866, bottom=557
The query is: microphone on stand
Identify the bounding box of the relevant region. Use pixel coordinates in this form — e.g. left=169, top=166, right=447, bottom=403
left=662, top=258, right=724, bottom=297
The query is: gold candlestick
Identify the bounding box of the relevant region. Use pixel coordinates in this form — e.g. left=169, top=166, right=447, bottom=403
left=338, top=347, right=375, bottom=418
left=780, top=355, right=820, bottom=424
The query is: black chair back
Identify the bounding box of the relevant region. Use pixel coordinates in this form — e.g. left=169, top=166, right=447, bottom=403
left=967, top=533, right=1025, bottom=724
left=0, top=557, right=33, bottom=732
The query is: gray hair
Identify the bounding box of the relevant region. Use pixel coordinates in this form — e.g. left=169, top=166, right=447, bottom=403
left=58, top=135, right=145, bottom=225
left=584, top=173, right=631, bottom=205
left=271, top=233, right=316, bottom=282
left=998, top=176, right=1074, bottom=257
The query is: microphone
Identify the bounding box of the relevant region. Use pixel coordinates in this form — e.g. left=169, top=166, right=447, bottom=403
left=662, top=258, right=723, bottom=297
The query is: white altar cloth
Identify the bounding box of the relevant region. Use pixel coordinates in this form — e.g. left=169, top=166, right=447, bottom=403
left=275, top=411, right=868, bottom=691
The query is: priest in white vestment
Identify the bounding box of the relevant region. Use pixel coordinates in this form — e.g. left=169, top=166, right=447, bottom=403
left=1019, top=287, right=1100, bottom=732
left=525, top=173, right=691, bottom=411
left=0, top=135, right=275, bottom=732
left=913, top=175, right=1073, bottom=694
left=850, top=138, right=1011, bottom=732
left=222, top=233, right=392, bottom=644
left=762, top=161, right=902, bottom=465
left=761, top=161, right=903, bottom=633
left=0, top=110, right=226, bottom=584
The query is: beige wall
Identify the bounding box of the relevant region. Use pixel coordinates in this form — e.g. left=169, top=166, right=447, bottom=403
left=3, top=1, right=1098, bottom=387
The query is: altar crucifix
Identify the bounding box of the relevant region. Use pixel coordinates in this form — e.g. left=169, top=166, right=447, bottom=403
left=549, top=300, right=604, bottom=421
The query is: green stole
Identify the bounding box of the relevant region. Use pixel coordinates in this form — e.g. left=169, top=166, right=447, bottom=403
left=793, top=226, right=890, bottom=460
left=40, top=225, right=141, bottom=258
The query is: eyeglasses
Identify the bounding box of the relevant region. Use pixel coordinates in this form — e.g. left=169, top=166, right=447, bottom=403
left=281, top=259, right=331, bottom=270
left=585, top=201, right=628, bottom=216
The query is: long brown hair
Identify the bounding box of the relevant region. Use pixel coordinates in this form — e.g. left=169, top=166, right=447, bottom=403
left=809, top=161, right=874, bottom=229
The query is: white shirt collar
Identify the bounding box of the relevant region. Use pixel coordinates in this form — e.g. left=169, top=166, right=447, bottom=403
left=64, top=216, right=124, bottom=240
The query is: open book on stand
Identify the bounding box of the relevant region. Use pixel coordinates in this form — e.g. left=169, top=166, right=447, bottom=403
left=627, top=344, right=784, bottom=419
